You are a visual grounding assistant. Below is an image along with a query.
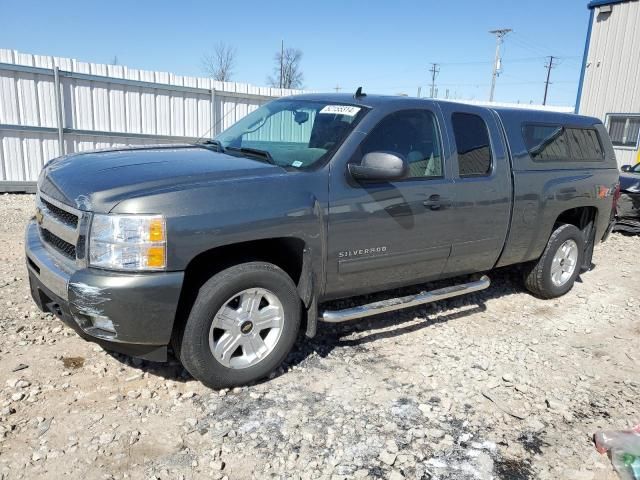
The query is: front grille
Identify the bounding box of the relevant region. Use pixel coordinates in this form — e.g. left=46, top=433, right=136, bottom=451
left=41, top=198, right=79, bottom=228
left=40, top=228, right=77, bottom=259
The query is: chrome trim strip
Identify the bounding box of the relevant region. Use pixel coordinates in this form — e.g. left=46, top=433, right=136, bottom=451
left=320, top=275, right=491, bottom=323
left=25, top=220, right=74, bottom=300
left=38, top=190, right=82, bottom=217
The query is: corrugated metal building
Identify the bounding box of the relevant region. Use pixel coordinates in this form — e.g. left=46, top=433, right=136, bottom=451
left=577, top=0, right=640, bottom=167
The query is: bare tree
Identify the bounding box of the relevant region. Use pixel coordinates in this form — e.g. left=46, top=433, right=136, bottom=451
left=201, top=43, right=236, bottom=82
left=268, top=47, right=304, bottom=89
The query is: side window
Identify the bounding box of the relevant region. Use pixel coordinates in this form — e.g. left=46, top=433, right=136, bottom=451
left=451, top=113, right=492, bottom=177
left=522, top=124, right=570, bottom=161
left=360, top=109, right=443, bottom=179
left=566, top=128, right=604, bottom=160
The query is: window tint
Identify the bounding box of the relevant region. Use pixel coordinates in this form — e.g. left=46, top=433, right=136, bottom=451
left=360, top=110, right=443, bottom=179
left=566, top=128, right=604, bottom=160
left=608, top=115, right=640, bottom=147
left=522, top=124, right=605, bottom=162
left=451, top=113, right=492, bottom=176
left=522, top=124, right=570, bottom=161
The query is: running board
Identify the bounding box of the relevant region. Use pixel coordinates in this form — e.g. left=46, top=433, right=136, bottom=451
left=320, top=275, right=491, bottom=323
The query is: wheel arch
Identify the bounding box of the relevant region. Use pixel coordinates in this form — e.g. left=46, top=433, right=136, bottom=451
left=172, top=237, right=316, bottom=345
left=554, top=205, right=598, bottom=231
left=553, top=206, right=598, bottom=271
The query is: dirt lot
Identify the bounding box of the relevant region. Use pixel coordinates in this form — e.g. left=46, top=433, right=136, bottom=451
left=0, top=194, right=638, bottom=480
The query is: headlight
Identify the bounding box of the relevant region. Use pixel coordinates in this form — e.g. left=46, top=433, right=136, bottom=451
left=89, top=214, right=166, bottom=271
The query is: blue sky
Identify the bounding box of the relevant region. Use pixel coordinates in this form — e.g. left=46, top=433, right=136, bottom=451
left=1, top=0, right=591, bottom=106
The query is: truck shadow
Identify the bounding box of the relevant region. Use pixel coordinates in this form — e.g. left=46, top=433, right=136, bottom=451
left=104, top=263, right=571, bottom=384
left=284, top=264, right=531, bottom=367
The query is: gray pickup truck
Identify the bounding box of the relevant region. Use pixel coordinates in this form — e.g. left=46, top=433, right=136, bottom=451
left=25, top=93, right=620, bottom=388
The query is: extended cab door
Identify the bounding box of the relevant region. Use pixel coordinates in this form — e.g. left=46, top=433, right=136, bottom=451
left=324, top=105, right=457, bottom=299
left=435, top=103, right=512, bottom=277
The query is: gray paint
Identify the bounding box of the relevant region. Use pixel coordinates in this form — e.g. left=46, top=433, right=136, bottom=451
left=26, top=93, right=619, bottom=359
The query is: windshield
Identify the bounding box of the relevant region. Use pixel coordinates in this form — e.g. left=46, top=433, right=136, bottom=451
left=632, top=163, right=640, bottom=173
left=215, top=99, right=366, bottom=169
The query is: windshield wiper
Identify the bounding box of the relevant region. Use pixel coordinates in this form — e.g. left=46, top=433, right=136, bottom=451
left=195, top=139, right=225, bottom=153
left=225, top=146, right=276, bottom=164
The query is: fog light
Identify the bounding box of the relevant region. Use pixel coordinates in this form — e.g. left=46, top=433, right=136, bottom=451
left=90, top=314, right=116, bottom=334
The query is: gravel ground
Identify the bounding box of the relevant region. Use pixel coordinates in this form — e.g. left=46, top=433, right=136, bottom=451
left=0, top=193, right=638, bottom=480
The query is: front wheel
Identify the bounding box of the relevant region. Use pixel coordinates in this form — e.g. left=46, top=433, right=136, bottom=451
left=523, top=223, right=585, bottom=299
left=175, top=262, right=301, bottom=389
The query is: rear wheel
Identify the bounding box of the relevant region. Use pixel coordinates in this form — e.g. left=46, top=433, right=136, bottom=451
left=523, top=223, right=585, bottom=299
left=175, top=262, right=301, bottom=388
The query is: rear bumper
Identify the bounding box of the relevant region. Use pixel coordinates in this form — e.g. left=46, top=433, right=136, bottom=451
left=25, top=220, right=184, bottom=361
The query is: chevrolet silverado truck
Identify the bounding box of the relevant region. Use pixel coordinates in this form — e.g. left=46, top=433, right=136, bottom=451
left=26, top=93, right=620, bottom=388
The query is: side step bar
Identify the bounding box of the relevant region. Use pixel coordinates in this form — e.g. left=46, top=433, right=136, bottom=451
left=320, top=275, right=491, bottom=323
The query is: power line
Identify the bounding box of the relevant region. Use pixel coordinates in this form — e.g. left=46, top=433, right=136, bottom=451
left=439, top=56, right=545, bottom=66
left=429, top=63, right=440, bottom=98
left=489, top=28, right=512, bottom=102
left=543, top=55, right=556, bottom=105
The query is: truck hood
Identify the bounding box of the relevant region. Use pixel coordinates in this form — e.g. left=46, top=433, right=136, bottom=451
left=38, top=145, right=282, bottom=212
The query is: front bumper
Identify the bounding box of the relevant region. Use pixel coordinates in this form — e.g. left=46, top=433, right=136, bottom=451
left=25, top=220, right=184, bottom=361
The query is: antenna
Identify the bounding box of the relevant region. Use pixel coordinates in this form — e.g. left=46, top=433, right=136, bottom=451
left=354, top=86, right=366, bottom=98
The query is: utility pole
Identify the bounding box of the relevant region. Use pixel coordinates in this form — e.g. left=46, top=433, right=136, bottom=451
left=279, top=40, right=284, bottom=89
left=543, top=55, right=556, bottom=105
left=489, top=28, right=512, bottom=102
left=429, top=63, right=440, bottom=98
left=334, top=84, right=341, bottom=92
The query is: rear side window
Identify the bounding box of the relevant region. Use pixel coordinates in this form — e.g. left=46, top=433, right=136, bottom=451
left=565, top=128, right=604, bottom=160
left=522, top=124, right=604, bottom=162
left=451, top=113, right=492, bottom=177
left=522, top=124, right=570, bottom=161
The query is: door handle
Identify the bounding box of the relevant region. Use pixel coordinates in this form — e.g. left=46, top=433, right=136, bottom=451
left=423, top=194, right=450, bottom=210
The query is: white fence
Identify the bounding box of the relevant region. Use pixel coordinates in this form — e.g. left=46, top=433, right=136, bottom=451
left=0, top=49, right=307, bottom=191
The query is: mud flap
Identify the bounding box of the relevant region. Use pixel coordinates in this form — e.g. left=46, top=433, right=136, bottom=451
left=581, top=220, right=596, bottom=273
left=305, top=295, right=318, bottom=338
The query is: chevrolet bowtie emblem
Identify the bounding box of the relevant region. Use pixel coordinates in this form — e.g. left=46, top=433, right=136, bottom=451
left=35, top=207, right=44, bottom=225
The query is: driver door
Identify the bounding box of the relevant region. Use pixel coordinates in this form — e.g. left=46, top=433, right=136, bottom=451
left=325, top=107, right=456, bottom=299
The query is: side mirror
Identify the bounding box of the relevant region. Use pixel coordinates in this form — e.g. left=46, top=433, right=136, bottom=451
left=621, top=165, right=632, bottom=172
left=348, top=151, right=408, bottom=182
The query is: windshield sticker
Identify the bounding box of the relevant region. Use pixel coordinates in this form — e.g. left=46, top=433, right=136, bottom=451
left=319, top=105, right=361, bottom=116
left=291, top=161, right=303, bottom=168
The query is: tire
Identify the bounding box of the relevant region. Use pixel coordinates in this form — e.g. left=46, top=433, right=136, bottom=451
left=523, top=223, right=585, bottom=299
left=175, top=262, right=301, bottom=389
